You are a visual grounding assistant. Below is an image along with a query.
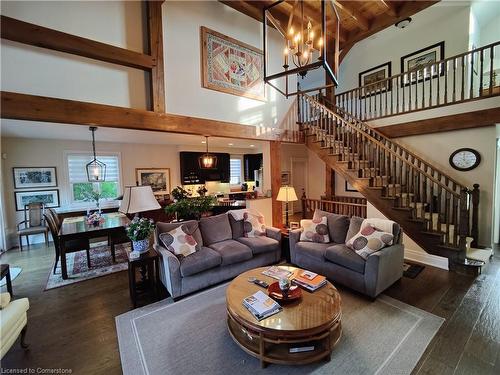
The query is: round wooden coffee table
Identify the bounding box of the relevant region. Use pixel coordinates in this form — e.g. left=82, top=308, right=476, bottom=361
left=226, top=266, right=342, bottom=368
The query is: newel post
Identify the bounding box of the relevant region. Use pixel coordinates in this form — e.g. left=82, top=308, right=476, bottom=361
left=457, top=188, right=470, bottom=261
left=301, top=189, right=307, bottom=220
left=471, top=184, right=480, bottom=247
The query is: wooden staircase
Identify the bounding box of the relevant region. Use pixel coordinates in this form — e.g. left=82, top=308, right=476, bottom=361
left=298, top=93, right=481, bottom=271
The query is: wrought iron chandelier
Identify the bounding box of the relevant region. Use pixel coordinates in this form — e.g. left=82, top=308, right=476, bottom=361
left=86, top=126, right=106, bottom=182
left=199, top=136, right=217, bottom=169
left=263, top=0, right=340, bottom=97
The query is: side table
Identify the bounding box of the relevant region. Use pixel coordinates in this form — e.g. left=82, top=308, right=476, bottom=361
left=281, top=229, right=291, bottom=263
left=127, top=248, right=160, bottom=308
left=1, top=264, right=13, bottom=297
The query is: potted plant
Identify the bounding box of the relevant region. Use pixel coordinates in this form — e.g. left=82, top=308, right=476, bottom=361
left=165, top=186, right=216, bottom=221
left=125, top=217, right=155, bottom=253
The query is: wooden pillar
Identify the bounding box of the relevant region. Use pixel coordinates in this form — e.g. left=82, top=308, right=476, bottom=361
left=148, top=1, right=166, bottom=113
left=471, top=184, right=480, bottom=247
left=325, top=166, right=335, bottom=199
left=270, top=141, right=283, bottom=228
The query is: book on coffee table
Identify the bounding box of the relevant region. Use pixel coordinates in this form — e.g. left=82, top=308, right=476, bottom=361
left=292, top=270, right=327, bottom=292
left=262, top=266, right=293, bottom=280
left=243, top=290, right=282, bottom=321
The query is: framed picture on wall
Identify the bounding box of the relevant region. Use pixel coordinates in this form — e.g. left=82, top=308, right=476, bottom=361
left=345, top=181, right=357, bottom=192
left=13, top=167, right=57, bottom=189
left=358, top=62, right=392, bottom=98
left=281, top=171, right=291, bottom=185
left=401, top=41, right=445, bottom=86
left=136, top=168, right=171, bottom=196
left=15, top=189, right=60, bottom=211
left=200, top=26, right=265, bottom=101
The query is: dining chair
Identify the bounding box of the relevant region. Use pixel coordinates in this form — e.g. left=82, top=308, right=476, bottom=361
left=16, top=202, right=49, bottom=251
left=44, top=213, right=92, bottom=274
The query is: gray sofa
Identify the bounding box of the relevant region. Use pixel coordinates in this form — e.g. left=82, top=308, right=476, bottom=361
left=289, top=210, right=404, bottom=298
left=154, top=213, right=282, bottom=299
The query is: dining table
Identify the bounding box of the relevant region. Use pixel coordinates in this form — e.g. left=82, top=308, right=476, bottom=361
left=59, top=212, right=130, bottom=280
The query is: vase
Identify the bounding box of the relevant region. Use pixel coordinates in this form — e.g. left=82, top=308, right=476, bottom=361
left=132, top=239, right=150, bottom=253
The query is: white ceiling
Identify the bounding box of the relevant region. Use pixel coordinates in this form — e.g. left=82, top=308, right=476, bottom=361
left=0, top=119, right=265, bottom=150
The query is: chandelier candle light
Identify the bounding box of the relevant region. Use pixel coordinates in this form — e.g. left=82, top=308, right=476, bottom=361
left=199, top=136, right=217, bottom=169
left=86, top=126, right=106, bottom=182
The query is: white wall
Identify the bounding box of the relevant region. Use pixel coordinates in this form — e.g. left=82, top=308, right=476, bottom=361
left=0, top=1, right=149, bottom=109
left=163, top=1, right=295, bottom=129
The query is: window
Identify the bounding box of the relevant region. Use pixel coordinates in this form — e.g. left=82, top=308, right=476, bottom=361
left=230, top=157, right=243, bottom=185
left=67, top=153, right=121, bottom=204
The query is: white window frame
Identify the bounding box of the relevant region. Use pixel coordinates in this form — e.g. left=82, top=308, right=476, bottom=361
left=64, top=151, right=123, bottom=209
left=229, top=155, right=244, bottom=187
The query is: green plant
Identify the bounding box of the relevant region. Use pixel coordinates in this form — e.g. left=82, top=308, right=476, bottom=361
left=165, top=195, right=216, bottom=220
left=125, top=217, right=155, bottom=241
left=171, top=186, right=191, bottom=201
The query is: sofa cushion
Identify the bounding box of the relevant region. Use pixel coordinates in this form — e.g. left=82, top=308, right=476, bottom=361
left=295, top=241, right=331, bottom=261
left=209, top=239, right=253, bottom=266
left=346, top=216, right=364, bottom=242
left=243, top=212, right=266, bottom=238
left=237, top=236, right=279, bottom=255
left=300, top=217, right=330, bottom=243
left=179, top=246, right=222, bottom=277
left=347, top=225, right=394, bottom=260
left=228, top=214, right=245, bottom=239
left=156, top=220, right=203, bottom=250
left=199, top=214, right=232, bottom=245
left=324, top=244, right=366, bottom=274
left=313, top=209, right=350, bottom=243
left=159, top=226, right=198, bottom=258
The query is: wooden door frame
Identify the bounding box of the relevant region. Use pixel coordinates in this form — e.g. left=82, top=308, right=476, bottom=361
left=290, top=157, right=308, bottom=215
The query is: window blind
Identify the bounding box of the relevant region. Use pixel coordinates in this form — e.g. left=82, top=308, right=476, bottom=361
left=67, top=154, right=120, bottom=183
left=230, top=158, right=242, bottom=185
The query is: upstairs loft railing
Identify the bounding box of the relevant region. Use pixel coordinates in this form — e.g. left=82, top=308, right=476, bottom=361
left=334, top=41, right=500, bottom=121
left=297, top=93, right=481, bottom=250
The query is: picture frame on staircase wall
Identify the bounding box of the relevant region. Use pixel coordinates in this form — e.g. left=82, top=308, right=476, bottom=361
left=401, top=41, right=445, bottom=87
left=345, top=181, right=357, bottom=192
left=358, top=61, right=392, bottom=98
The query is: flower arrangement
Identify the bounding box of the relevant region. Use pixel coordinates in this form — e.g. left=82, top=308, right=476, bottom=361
left=86, top=212, right=104, bottom=226
left=125, top=217, right=155, bottom=241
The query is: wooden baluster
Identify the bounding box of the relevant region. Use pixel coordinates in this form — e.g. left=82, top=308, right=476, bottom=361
left=437, top=62, right=440, bottom=106
left=458, top=188, right=469, bottom=260
left=429, top=64, right=433, bottom=107
left=479, top=49, right=484, bottom=97
left=415, top=70, right=419, bottom=110
left=489, top=46, right=494, bottom=95
left=429, top=179, right=435, bottom=232
left=408, top=73, right=412, bottom=111
left=452, top=195, right=458, bottom=247
left=453, top=58, right=457, bottom=102
left=469, top=51, right=474, bottom=100
left=471, top=184, right=480, bottom=247
left=444, top=60, right=448, bottom=104
left=421, top=67, right=425, bottom=109
left=461, top=55, right=465, bottom=101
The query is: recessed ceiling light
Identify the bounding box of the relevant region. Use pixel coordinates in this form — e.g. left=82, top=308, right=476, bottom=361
left=228, top=143, right=234, bottom=146
left=395, top=17, right=412, bottom=29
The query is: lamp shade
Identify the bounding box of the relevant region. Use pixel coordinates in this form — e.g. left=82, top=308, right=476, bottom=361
left=276, top=186, right=298, bottom=202
left=119, top=186, right=161, bottom=214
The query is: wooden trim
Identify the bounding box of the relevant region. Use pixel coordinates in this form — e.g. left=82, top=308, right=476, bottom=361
left=379, top=0, right=398, bottom=17
left=147, top=1, right=166, bottom=113
left=375, top=107, right=500, bottom=138
left=325, top=166, right=333, bottom=200
left=0, top=91, right=279, bottom=141
left=334, top=2, right=369, bottom=31
left=270, top=141, right=283, bottom=228
left=0, top=15, right=154, bottom=71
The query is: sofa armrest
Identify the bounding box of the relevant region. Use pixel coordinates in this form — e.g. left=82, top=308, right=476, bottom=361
left=154, top=243, right=182, bottom=298
left=364, top=243, right=404, bottom=298
left=0, top=292, right=11, bottom=309
left=265, top=227, right=282, bottom=243
left=288, top=229, right=302, bottom=264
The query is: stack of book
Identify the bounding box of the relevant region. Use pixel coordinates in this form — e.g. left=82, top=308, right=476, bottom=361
left=292, top=270, right=327, bottom=292
left=262, top=266, right=293, bottom=280
left=243, top=290, right=282, bottom=321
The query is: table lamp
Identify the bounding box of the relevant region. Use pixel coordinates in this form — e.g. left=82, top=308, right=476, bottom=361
left=119, top=186, right=161, bottom=216
left=276, top=186, right=298, bottom=229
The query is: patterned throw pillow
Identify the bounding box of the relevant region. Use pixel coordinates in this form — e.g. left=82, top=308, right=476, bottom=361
left=299, top=217, right=330, bottom=243
left=346, top=225, right=393, bottom=260
left=159, top=225, right=197, bottom=258
left=243, top=211, right=266, bottom=238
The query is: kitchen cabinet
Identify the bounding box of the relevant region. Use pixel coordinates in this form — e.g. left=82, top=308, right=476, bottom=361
left=243, top=153, right=263, bottom=181
left=180, top=152, right=230, bottom=185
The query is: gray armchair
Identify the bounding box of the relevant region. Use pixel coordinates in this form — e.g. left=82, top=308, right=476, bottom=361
left=289, top=212, right=404, bottom=299
left=17, top=202, right=49, bottom=250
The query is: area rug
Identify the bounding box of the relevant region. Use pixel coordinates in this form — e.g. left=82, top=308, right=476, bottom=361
left=0, top=267, right=22, bottom=287
left=45, top=243, right=130, bottom=290
left=116, top=284, right=444, bottom=375
left=403, top=262, right=425, bottom=279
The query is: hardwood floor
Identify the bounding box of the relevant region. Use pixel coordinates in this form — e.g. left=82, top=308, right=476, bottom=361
left=1, top=242, right=499, bottom=374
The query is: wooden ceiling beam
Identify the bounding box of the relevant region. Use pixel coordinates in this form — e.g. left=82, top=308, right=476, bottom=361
left=335, top=1, right=370, bottom=31
left=0, top=15, right=154, bottom=71
left=341, top=1, right=439, bottom=48
left=147, top=1, right=166, bottom=113
left=379, top=0, right=398, bottom=17
left=0, top=91, right=280, bottom=141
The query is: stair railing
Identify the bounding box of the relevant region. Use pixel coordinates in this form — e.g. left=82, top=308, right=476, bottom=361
left=299, top=93, right=475, bottom=252
left=334, top=41, right=500, bottom=121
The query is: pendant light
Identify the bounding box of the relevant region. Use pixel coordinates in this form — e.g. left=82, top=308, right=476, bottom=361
left=199, top=136, right=217, bottom=169
left=86, top=126, right=106, bottom=182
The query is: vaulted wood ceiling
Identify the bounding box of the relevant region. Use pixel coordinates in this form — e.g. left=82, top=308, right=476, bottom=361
left=220, top=0, right=439, bottom=50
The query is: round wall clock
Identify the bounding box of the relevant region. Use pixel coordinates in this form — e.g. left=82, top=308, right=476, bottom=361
left=449, top=148, right=481, bottom=171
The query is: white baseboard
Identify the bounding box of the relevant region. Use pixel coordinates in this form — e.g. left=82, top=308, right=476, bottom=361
left=404, top=248, right=449, bottom=270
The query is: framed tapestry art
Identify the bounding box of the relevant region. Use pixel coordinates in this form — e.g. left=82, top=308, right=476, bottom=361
left=358, top=62, right=391, bottom=97
left=13, top=167, right=57, bottom=189
left=136, top=168, right=171, bottom=196
left=15, top=189, right=60, bottom=211
left=200, top=26, right=265, bottom=101
left=401, top=41, right=445, bottom=86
